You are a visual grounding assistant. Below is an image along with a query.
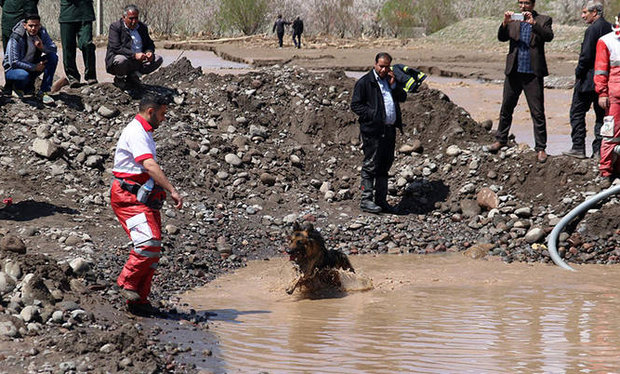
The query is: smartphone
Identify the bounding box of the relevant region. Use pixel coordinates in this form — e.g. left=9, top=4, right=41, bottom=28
left=511, top=13, right=524, bottom=21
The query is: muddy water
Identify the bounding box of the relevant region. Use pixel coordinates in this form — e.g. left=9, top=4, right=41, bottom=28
left=181, top=254, right=620, bottom=373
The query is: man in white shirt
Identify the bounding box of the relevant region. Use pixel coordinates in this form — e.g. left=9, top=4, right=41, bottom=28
left=105, top=4, right=162, bottom=89
left=111, top=94, right=182, bottom=316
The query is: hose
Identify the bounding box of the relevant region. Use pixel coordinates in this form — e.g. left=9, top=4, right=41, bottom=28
left=548, top=184, right=620, bottom=271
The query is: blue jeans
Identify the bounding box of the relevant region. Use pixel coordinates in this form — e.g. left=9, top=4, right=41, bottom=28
left=5, top=52, right=58, bottom=93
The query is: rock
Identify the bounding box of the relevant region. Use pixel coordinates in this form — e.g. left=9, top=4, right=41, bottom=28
left=97, top=105, right=119, bottom=118
left=481, top=119, right=493, bottom=130
left=64, top=235, right=82, bottom=246
left=51, top=311, right=64, bottom=323
left=224, top=153, right=242, bottom=166
left=446, top=145, right=462, bottom=156
left=70, top=309, right=88, bottom=322
left=476, top=187, right=499, bottom=210
left=514, top=207, right=532, bottom=218
left=216, top=236, right=232, bottom=254
left=249, top=124, right=268, bottom=138
left=21, top=274, right=54, bottom=306
left=32, top=138, right=61, bottom=159
left=166, top=224, right=180, bottom=235
left=69, top=258, right=90, bottom=274
left=0, top=235, right=26, bottom=254
left=290, top=154, right=302, bottom=166
left=463, top=243, right=494, bottom=259
left=460, top=199, right=481, bottom=218
left=259, top=173, right=276, bottom=186
left=0, top=272, right=16, bottom=295
left=4, top=261, right=21, bottom=280
left=410, top=139, right=423, bottom=153
left=525, top=228, right=546, bottom=244
left=0, top=321, right=18, bottom=338
left=85, top=155, right=104, bottom=168
left=398, top=144, right=415, bottom=154
left=20, top=306, right=39, bottom=323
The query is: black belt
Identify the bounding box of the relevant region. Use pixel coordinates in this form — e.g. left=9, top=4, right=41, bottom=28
left=113, top=177, right=141, bottom=195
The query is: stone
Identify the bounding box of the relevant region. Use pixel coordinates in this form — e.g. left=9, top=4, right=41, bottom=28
left=463, top=243, right=494, bottom=259
left=460, top=199, right=481, bottom=218
left=166, top=224, right=180, bottom=235
left=249, top=124, right=268, bottom=138
left=224, top=153, right=242, bottom=166
left=20, top=306, right=39, bottom=323
left=0, top=321, right=18, bottom=337
left=69, top=258, right=90, bottom=275
left=0, top=272, right=16, bottom=295
left=290, top=154, right=302, bottom=166
left=514, top=207, right=532, bottom=218
left=33, top=138, right=62, bottom=159
left=64, top=235, right=82, bottom=246
left=398, top=144, right=415, bottom=154
left=51, top=311, right=64, bottom=323
left=97, top=105, right=119, bottom=118
left=0, top=235, right=26, bottom=254
left=4, top=261, right=21, bottom=280
left=476, top=187, right=499, bottom=210
left=525, top=228, right=546, bottom=244
left=259, top=173, right=276, bottom=186
left=446, top=145, right=462, bottom=156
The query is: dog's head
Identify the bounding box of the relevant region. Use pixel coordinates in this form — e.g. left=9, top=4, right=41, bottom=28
left=286, top=221, right=324, bottom=267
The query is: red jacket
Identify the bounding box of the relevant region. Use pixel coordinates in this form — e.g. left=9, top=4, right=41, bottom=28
left=594, top=30, right=620, bottom=98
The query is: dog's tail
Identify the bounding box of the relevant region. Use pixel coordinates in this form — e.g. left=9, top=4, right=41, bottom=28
left=328, top=250, right=355, bottom=273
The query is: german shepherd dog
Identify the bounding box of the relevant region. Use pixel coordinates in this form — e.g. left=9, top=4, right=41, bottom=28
left=285, top=221, right=355, bottom=294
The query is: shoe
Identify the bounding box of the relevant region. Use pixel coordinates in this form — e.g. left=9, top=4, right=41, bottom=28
left=360, top=200, right=382, bottom=214
left=562, top=148, right=586, bottom=159
left=486, top=141, right=505, bottom=153
left=126, top=72, right=141, bottom=87
left=127, top=302, right=166, bottom=317
left=37, top=91, right=54, bottom=105
left=376, top=202, right=398, bottom=214
left=113, top=76, right=127, bottom=90
left=120, top=288, right=141, bottom=302
left=2, top=83, right=12, bottom=96
left=68, top=79, right=81, bottom=88
left=51, top=77, right=68, bottom=94
left=86, top=79, right=98, bottom=85
left=11, top=89, right=25, bottom=99
left=537, top=150, right=548, bottom=163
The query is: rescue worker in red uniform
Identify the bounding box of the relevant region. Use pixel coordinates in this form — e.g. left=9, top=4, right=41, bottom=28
left=594, top=15, right=620, bottom=187
left=110, top=94, right=183, bottom=315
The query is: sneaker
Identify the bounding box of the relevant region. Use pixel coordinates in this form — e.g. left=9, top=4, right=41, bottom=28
left=562, top=148, right=586, bottom=159
left=37, top=91, right=54, bottom=104
left=120, top=288, right=141, bottom=302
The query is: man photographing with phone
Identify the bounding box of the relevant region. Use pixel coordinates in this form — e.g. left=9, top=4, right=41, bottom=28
left=486, top=0, right=554, bottom=164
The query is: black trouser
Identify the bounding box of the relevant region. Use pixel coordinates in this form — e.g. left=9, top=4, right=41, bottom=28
left=293, top=33, right=301, bottom=48
left=361, top=127, right=396, bottom=203
left=60, top=21, right=97, bottom=83
left=569, top=88, right=604, bottom=155
left=277, top=31, right=284, bottom=47
left=496, top=72, right=547, bottom=151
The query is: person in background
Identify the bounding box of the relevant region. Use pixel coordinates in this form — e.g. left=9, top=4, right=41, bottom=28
left=563, top=1, right=611, bottom=159
left=292, top=16, right=303, bottom=49
left=272, top=14, right=290, bottom=48
left=105, top=4, right=162, bottom=89
left=2, top=13, right=57, bottom=104
left=486, top=0, right=554, bottom=164
left=59, top=0, right=98, bottom=88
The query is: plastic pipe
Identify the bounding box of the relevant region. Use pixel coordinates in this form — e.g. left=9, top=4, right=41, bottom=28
left=548, top=184, right=620, bottom=271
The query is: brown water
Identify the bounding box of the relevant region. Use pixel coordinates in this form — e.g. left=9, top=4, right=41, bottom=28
left=181, top=254, right=620, bottom=373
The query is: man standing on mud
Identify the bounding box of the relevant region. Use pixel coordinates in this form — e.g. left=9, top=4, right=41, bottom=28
left=111, top=95, right=183, bottom=316
left=351, top=52, right=407, bottom=214
left=487, top=0, right=553, bottom=163
left=563, top=1, right=611, bottom=159
left=272, top=14, right=290, bottom=48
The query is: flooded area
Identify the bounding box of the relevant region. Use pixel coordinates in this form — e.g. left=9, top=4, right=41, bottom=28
left=181, top=254, right=620, bottom=373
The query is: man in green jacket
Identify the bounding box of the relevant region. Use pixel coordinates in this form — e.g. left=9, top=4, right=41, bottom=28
left=1, top=0, right=38, bottom=51
left=59, top=0, right=97, bottom=86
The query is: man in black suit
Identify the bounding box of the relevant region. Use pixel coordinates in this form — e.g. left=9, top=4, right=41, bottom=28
left=487, top=0, right=554, bottom=163
left=563, top=1, right=611, bottom=159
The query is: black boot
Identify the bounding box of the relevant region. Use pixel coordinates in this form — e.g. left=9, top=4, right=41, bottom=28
left=375, top=177, right=396, bottom=213
left=360, top=178, right=381, bottom=213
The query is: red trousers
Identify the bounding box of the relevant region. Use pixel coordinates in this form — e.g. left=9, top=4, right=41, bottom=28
left=111, top=179, right=162, bottom=304
left=600, top=97, right=620, bottom=177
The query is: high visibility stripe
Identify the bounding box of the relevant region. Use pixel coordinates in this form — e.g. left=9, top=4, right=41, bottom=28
left=136, top=239, right=161, bottom=248
left=150, top=262, right=158, bottom=269
left=595, top=70, right=609, bottom=76
left=133, top=247, right=161, bottom=258
left=603, top=137, right=620, bottom=142
left=611, top=61, right=620, bottom=66
left=405, top=77, right=415, bottom=91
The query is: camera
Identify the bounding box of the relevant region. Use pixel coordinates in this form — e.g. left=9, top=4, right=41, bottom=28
left=511, top=13, right=524, bottom=21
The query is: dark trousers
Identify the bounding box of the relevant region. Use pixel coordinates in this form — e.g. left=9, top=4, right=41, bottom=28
left=361, top=127, right=396, bottom=203
left=277, top=31, right=284, bottom=47
left=496, top=72, right=547, bottom=151
left=293, top=33, right=301, bottom=48
left=60, top=21, right=97, bottom=83
left=569, top=88, right=604, bottom=155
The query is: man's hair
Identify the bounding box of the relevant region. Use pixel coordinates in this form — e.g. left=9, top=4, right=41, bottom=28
left=123, top=4, right=140, bottom=16
left=139, top=94, right=168, bottom=113
left=586, top=1, right=604, bottom=17
left=24, top=13, right=40, bottom=22
left=375, top=52, right=392, bottom=63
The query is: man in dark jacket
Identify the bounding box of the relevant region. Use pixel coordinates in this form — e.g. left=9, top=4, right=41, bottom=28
left=292, top=16, right=303, bottom=49
left=486, top=0, right=554, bottom=163
left=563, top=1, right=611, bottom=159
left=272, top=14, right=290, bottom=48
left=59, top=0, right=97, bottom=87
left=351, top=52, right=407, bottom=214
left=105, top=4, right=162, bottom=89
left=0, top=0, right=37, bottom=51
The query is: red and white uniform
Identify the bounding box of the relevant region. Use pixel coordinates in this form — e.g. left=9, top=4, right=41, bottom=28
left=594, top=30, right=620, bottom=177
left=111, top=114, right=165, bottom=305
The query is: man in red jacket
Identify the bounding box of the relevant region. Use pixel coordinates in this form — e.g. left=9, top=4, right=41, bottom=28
left=594, top=14, right=620, bottom=187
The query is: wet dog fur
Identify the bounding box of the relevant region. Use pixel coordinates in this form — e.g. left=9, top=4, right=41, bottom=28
left=285, top=221, right=354, bottom=294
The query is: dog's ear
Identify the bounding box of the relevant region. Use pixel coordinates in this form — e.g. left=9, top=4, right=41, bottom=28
left=292, top=221, right=301, bottom=232
left=302, top=222, right=314, bottom=232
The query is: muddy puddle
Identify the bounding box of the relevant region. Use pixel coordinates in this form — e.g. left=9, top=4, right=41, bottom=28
left=178, top=254, right=620, bottom=373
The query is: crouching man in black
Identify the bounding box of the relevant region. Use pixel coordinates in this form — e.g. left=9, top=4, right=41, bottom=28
left=351, top=52, right=407, bottom=214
